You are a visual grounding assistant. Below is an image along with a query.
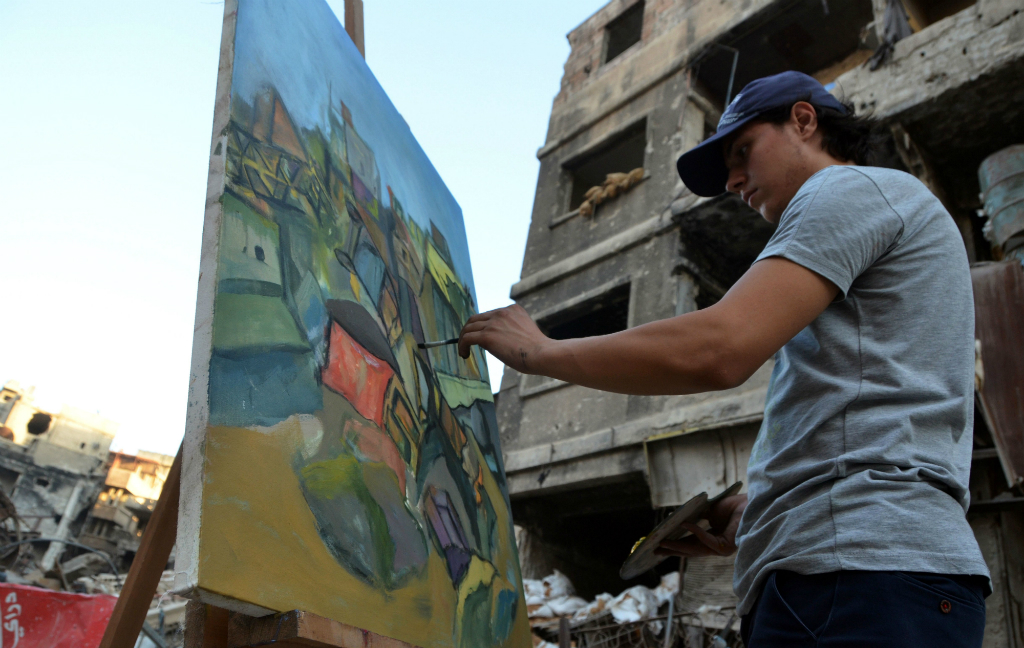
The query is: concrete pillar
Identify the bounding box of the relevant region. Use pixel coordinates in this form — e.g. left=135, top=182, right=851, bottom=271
left=40, top=479, right=85, bottom=571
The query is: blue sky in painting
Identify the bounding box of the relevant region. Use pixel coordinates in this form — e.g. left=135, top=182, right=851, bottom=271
left=233, top=0, right=476, bottom=298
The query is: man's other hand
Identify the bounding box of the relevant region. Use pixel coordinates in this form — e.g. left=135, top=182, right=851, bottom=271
left=655, top=494, right=748, bottom=558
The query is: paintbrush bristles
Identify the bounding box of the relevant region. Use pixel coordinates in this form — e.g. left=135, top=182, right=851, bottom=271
left=418, top=338, right=460, bottom=349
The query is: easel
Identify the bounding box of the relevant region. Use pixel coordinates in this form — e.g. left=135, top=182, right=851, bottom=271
left=96, top=442, right=418, bottom=648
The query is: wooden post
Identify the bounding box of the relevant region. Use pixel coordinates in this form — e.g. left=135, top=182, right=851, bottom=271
left=185, top=602, right=230, bottom=648
left=344, top=0, right=365, bottom=57
left=226, top=609, right=421, bottom=648
left=98, top=445, right=182, bottom=648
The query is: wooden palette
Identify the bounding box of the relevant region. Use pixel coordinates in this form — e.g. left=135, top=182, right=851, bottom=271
left=619, top=481, right=743, bottom=580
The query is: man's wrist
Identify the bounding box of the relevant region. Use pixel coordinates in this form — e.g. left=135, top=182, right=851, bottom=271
left=524, top=338, right=559, bottom=377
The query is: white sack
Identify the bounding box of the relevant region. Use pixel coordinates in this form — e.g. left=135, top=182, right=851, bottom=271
left=608, top=585, right=659, bottom=624
left=547, top=595, right=588, bottom=616
left=542, top=569, right=575, bottom=598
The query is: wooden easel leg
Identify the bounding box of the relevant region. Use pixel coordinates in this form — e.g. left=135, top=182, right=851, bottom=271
left=184, top=601, right=230, bottom=648
left=99, top=444, right=183, bottom=648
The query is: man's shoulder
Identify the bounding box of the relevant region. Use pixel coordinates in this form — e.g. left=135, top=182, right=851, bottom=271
left=786, top=165, right=915, bottom=223
left=805, top=166, right=937, bottom=228
left=818, top=165, right=922, bottom=195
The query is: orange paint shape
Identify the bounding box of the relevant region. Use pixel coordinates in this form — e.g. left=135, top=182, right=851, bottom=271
left=272, top=96, right=306, bottom=159
left=323, top=322, right=394, bottom=425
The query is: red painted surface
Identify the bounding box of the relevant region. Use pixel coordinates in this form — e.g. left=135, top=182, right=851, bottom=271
left=0, top=584, right=117, bottom=648
left=322, top=321, right=394, bottom=425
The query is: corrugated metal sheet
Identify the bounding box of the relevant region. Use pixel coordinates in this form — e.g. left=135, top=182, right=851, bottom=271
left=971, top=260, right=1024, bottom=488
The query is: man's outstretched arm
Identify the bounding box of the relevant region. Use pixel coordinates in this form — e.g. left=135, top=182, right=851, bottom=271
left=458, top=257, right=839, bottom=395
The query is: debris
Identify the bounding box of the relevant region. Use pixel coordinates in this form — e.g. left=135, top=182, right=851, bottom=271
left=868, top=0, right=913, bottom=70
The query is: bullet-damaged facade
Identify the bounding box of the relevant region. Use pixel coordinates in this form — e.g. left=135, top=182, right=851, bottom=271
left=497, top=0, right=1024, bottom=644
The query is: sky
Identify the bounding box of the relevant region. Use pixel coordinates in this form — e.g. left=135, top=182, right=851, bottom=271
left=0, top=0, right=605, bottom=456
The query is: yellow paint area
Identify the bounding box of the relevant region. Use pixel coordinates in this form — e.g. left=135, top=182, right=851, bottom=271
left=198, top=422, right=454, bottom=646
left=425, top=244, right=459, bottom=301
left=197, top=420, right=530, bottom=647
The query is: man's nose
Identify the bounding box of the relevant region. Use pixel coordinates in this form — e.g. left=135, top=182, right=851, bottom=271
left=726, top=168, right=744, bottom=194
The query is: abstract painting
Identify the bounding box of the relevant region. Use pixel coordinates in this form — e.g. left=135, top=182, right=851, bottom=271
left=174, top=2, right=530, bottom=646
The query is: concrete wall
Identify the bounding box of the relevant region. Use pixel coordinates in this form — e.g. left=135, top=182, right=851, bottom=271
left=499, top=0, right=782, bottom=505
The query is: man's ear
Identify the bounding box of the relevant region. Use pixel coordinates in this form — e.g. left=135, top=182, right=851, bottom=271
left=789, top=101, right=819, bottom=141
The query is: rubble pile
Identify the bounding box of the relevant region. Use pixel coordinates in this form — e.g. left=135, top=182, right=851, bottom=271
left=525, top=570, right=681, bottom=646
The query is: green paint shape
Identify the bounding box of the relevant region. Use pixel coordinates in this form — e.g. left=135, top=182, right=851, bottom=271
left=213, top=293, right=309, bottom=351
left=434, top=373, right=494, bottom=409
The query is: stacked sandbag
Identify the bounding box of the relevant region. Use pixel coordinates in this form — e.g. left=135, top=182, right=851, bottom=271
left=571, top=592, right=614, bottom=622
left=607, top=585, right=660, bottom=624
left=577, top=167, right=644, bottom=218
left=524, top=570, right=588, bottom=619
left=526, top=569, right=680, bottom=632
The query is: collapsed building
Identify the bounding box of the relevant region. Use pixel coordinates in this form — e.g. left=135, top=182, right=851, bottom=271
left=79, top=450, right=176, bottom=571
left=0, top=380, right=175, bottom=581
left=0, top=381, right=116, bottom=574
left=495, top=0, right=1024, bottom=645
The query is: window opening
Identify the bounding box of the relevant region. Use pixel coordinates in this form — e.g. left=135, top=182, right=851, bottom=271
left=27, top=413, right=52, bottom=435
left=901, top=0, right=976, bottom=30
left=604, top=1, right=644, bottom=64
left=566, top=120, right=646, bottom=211
left=512, top=474, right=669, bottom=598
left=0, top=467, right=19, bottom=496
left=693, top=0, right=873, bottom=110
left=538, top=283, right=630, bottom=341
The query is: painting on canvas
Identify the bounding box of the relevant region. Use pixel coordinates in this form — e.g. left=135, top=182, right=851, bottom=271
left=174, top=2, right=530, bottom=646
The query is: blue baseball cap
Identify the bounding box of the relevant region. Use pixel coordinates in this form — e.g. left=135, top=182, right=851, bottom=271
left=675, top=71, right=849, bottom=197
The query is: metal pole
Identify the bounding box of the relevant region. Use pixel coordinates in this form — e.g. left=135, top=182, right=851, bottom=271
left=559, top=616, right=570, bottom=648
left=663, top=595, right=675, bottom=648
left=725, top=47, right=739, bottom=106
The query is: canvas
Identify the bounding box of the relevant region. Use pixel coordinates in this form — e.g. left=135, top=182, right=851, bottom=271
left=174, top=2, right=530, bottom=646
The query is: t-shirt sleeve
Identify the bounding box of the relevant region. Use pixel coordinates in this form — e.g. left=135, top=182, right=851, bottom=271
left=754, top=167, right=905, bottom=299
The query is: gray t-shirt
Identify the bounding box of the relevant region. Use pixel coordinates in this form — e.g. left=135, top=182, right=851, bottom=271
left=734, top=165, right=990, bottom=616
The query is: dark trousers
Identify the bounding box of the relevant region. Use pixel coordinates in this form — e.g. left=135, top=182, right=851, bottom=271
left=741, top=570, right=987, bottom=648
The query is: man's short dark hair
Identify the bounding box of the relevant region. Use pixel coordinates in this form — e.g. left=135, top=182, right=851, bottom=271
left=755, top=95, right=884, bottom=167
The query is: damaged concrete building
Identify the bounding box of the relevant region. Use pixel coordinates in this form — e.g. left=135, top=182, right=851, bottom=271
left=496, top=0, right=1024, bottom=645
left=79, top=450, right=175, bottom=571
left=0, top=380, right=178, bottom=581
left=0, top=380, right=117, bottom=574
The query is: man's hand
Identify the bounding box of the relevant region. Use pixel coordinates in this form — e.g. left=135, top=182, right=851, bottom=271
left=655, top=494, right=747, bottom=558
left=458, top=305, right=552, bottom=374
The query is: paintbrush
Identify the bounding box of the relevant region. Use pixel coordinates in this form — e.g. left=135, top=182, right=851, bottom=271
left=418, top=338, right=460, bottom=349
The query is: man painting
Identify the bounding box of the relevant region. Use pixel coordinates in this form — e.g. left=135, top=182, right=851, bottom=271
left=460, top=72, right=990, bottom=646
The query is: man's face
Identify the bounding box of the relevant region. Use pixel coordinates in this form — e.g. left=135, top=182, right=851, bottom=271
left=722, top=119, right=810, bottom=225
